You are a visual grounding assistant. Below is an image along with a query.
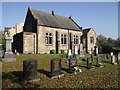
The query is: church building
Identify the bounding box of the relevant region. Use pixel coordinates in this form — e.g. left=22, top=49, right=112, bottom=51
left=8, top=7, right=96, bottom=54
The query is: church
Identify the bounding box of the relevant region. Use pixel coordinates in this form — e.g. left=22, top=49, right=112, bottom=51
left=6, top=7, right=96, bottom=54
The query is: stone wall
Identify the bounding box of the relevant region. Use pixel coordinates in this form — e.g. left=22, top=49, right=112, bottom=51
left=37, top=26, right=82, bottom=54
left=15, top=22, right=24, bottom=34
left=13, top=32, right=23, bottom=53
left=23, top=32, right=36, bottom=54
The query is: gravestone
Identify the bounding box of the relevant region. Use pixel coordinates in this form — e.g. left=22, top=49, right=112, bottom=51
left=117, top=52, right=120, bottom=62
left=68, top=49, right=72, bottom=58
left=106, top=54, right=110, bottom=59
left=103, top=54, right=107, bottom=59
left=96, top=57, right=103, bottom=67
left=74, top=46, right=78, bottom=55
left=79, top=43, right=84, bottom=57
left=51, top=58, right=64, bottom=79
left=69, top=58, right=77, bottom=73
left=94, top=46, right=98, bottom=56
left=111, top=55, right=117, bottom=65
left=22, top=60, right=40, bottom=83
left=2, top=37, right=16, bottom=62
left=110, top=52, right=113, bottom=57
left=87, top=57, right=94, bottom=69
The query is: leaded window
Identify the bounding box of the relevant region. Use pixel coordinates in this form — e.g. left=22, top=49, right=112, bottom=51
left=45, top=32, right=52, bottom=45
left=74, top=35, right=78, bottom=44
left=61, top=34, right=67, bottom=44
left=90, top=37, right=94, bottom=44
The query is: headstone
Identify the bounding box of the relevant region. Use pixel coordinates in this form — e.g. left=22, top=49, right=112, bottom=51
left=2, top=37, right=16, bottom=62
left=51, top=58, right=64, bottom=79
left=96, top=57, right=103, bottom=67
left=79, top=43, right=84, bottom=57
left=68, top=49, right=72, bottom=57
left=94, top=46, right=98, bottom=56
left=103, top=54, right=107, bottom=59
left=117, top=52, right=120, bottom=62
left=69, top=58, right=77, bottom=73
left=74, top=46, right=78, bottom=55
left=110, top=52, right=113, bottom=56
left=106, top=54, right=110, bottom=59
left=22, top=60, right=40, bottom=83
left=87, top=57, right=94, bottom=69
left=111, top=55, right=117, bottom=65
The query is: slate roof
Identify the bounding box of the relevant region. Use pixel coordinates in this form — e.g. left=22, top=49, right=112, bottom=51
left=83, top=28, right=92, bottom=35
left=29, top=7, right=82, bottom=31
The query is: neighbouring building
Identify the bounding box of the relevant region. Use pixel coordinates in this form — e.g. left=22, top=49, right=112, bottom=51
left=4, top=22, right=24, bottom=42
left=82, top=28, right=96, bottom=53
left=5, top=7, right=96, bottom=54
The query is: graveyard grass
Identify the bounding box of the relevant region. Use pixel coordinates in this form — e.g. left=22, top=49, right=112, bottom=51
left=2, top=54, right=119, bottom=88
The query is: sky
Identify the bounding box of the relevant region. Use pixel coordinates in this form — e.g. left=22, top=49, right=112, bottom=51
left=1, top=2, right=118, bottom=39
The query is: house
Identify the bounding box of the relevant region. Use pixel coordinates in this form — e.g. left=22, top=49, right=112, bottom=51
left=7, top=7, right=96, bottom=54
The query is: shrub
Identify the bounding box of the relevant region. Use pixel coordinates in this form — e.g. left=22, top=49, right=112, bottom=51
left=50, top=50, right=56, bottom=54
left=61, top=50, right=65, bottom=54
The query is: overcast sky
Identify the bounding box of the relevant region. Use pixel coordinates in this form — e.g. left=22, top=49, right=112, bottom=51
left=1, top=2, right=118, bottom=39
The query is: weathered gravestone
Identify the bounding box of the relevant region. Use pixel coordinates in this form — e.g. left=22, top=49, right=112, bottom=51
left=69, top=58, right=77, bottom=73
left=87, top=57, right=94, bottom=69
left=117, top=52, right=120, bottom=63
left=103, top=54, right=107, bottom=59
left=51, top=58, right=64, bottom=79
left=74, top=46, right=78, bottom=55
left=2, top=37, right=16, bottom=62
left=94, top=46, right=98, bottom=56
left=96, top=56, right=104, bottom=67
left=111, top=55, right=117, bottom=65
left=22, top=60, right=40, bottom=83
left=68, top=49, right=72, bottom=59
left=106, top=54, right=110, bottom=59
left=79, top=43, right=84, bottom=57
left=110, top=52, right=113, bottom=57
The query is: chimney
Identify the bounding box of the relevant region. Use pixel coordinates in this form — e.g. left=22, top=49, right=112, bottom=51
left=69, top=15, right=72, bottom=19
left=52, top=11, right=54, bottom=15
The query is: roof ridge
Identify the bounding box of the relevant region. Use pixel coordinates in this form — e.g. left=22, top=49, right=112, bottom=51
left=31, top=8, right=70, bottom=19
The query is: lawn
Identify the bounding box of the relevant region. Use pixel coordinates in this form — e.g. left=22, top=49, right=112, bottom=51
left=2, top=54, right=120, bottom=88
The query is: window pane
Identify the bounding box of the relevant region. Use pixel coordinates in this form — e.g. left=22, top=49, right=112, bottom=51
left=61, top=34, right=63, bottom=38
left=61, top=38, right=63, bottom=44
left=64, top=38, right=66, bottom=44
left=49, top=33, right=52, bottom=37
left=45, top=36, right=48, bottom=44
left=49, top=37, right=52, bottom=44
left=46, top=32, right=48, bottom=36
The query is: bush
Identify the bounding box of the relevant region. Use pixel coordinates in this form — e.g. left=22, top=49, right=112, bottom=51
left=50, top=50, right=56, bottom=54
left=61, top=50, right=65, bottom=54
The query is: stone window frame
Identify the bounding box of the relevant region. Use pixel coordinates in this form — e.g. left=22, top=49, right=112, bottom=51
left=45, top=32, right=53, bottom=45
left=74, top=35, right=78, bottom=44
left=90, top=37, right=94, bottom=44
left=61, top=34, right=67, bottom=45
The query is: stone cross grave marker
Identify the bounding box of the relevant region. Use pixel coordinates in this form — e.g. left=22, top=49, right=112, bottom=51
left=51, top=58, right=64, bottom=79
left=111, top=55, right=117, bottom=65
left=2, top=37, right=16, bottom=62
left=22, top=60, right=40, bottom=83
left=69, top=58, right=77, bottom=73
left=87, top=57, right=94, bottom=69
left=79, top=43, right=84, bottom=57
